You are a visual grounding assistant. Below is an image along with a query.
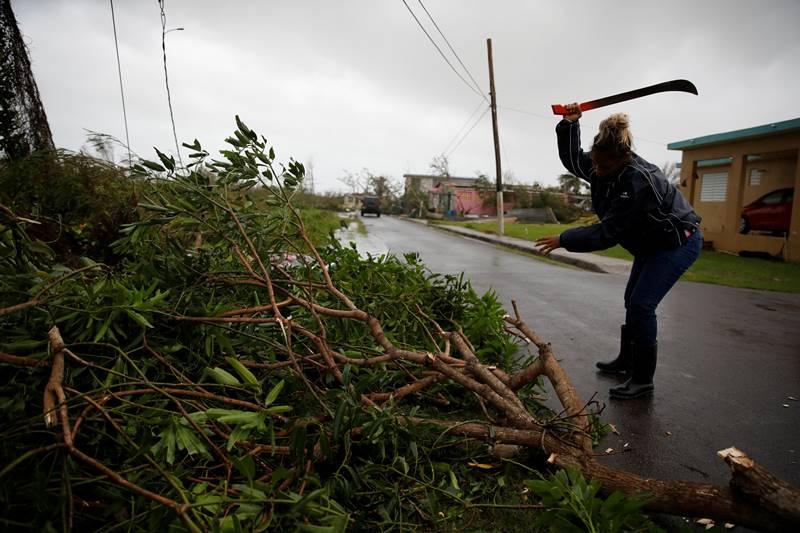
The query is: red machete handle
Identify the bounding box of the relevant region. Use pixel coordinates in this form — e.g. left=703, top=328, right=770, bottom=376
left=551, top=103, right=594, bottom=115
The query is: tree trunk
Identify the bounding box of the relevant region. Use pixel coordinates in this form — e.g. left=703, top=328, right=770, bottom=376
left=0, top=0, right=55, bottom=160
left=415, top=418, right=800, bottom=532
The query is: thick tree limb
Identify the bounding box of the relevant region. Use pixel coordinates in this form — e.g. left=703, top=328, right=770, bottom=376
left=0, top=351, right=48, bottom=367
left=504, top=305, right=591, bottom=450
left=410, top=417, right=799, bottom=532
left=43, top=326, right=70, bottom=444
left=1, top=298, right=44, bottom=317
left=719, top=447, right=800, bottom=528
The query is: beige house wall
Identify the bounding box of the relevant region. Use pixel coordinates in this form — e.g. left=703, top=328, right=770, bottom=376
left=743, top=154, right=796, bottom=204
left=676, top=131, right=800, bottom=262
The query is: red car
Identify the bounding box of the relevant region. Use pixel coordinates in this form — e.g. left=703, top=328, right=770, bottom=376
left=739, top=188, right=794, bottom=234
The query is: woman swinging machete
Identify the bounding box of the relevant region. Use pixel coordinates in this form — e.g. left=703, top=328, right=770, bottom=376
left=535, top=103, right=702, bottom=400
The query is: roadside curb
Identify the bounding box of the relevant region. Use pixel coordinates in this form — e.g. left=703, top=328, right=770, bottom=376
left=398, top=217, right=631, bottom=275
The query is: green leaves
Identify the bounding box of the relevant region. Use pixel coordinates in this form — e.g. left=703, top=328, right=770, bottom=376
left=140, top=159, right=166, bottom=172
left=206, top=408, right=265, bottom=451
left=462, top=288, right=519, bottom=369
left=204, top=401, right=290, bottom=451
left=204, top=367, right=241, bottom=387
left=225, top=357, right=260, bottom=390
left=151, top=415, right=213, bottom=465
left=235, top=115, right=256, bottom=141
left=264, top=379, right=284, bottom=406
left=154, top=147, right=176, bottom=172
left=332, top=399, right=348, bottom=442
left=182, top=138, right=202, bottom=152
left=125, top=308, right=153, bottom=329
left=524, top=468, right=662, bottom=533
left=205, top=408, right=264, bottom=426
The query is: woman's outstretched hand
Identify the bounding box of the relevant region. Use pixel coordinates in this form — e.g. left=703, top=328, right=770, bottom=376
left=535, top=235, right=562, bottom=255
left=564, top=102, right=582, bottom=122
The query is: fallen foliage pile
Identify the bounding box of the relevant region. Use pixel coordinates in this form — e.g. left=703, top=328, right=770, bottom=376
left=1, top=120, right=798, bottom=532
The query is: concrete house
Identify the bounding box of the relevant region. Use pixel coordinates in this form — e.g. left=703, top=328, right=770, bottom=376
left=428, top=176, right=503, bottom=216
left=669, top=118, right=800, bottom=262
left=403, top=174, right=437, bottom=196
left=403, top=174, right=513, bottom=216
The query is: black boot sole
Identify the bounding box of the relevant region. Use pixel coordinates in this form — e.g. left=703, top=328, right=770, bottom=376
left=609, top=386, right=654, bottom=399
left=596, top=367, right=629, bottom=376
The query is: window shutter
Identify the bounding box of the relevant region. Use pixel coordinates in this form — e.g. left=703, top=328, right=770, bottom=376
left=700, top=172, right=728, bottom=202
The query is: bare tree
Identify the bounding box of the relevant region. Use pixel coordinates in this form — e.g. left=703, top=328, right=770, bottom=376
left=369, top=174, right=401, bottom=211
left=81, top=130, right=138, bottom=166
left=429, top=154, right=450, bottom=178
left=558, top=173, right=584, bottom=195
left=368, top=174, right=393, bottom=199
left=662, top=161, right=681, bottom=185
left=339, top=169, right=368, bottom=195
left=305, top=157, right=315, bottom=194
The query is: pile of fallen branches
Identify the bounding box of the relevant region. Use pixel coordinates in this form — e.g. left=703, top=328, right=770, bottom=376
left=1, top=121, right=798, bottom=532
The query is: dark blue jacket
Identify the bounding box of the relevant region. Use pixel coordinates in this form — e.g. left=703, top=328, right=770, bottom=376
left=556, top=119, right=700, bottom=257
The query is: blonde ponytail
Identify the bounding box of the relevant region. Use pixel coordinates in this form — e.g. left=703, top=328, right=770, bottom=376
left=592, top=113, right=634, bottom=160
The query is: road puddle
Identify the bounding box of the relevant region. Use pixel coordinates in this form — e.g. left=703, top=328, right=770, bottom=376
left=334, top=214, right=389, bottom=257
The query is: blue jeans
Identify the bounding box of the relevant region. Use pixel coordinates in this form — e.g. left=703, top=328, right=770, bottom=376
left=624, top=232, right=702, bottom=346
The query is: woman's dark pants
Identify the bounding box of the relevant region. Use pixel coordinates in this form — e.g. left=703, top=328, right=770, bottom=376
left=624, top=232, right=703, bottom=346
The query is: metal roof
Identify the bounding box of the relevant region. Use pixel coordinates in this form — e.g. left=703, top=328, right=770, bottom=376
left=403, top=174, right=474, bottom=181
left=404, top=174, right=482, bottom=187
left=668, top=117, right=800, bottom=151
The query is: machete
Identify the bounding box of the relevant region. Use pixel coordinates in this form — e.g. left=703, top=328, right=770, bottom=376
left=551, top=79, right=698, bottom=115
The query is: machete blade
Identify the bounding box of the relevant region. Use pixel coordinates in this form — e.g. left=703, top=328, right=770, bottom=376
left=552, top=79, right=698, bottom=115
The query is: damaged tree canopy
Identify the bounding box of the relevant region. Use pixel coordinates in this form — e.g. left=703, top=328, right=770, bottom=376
left=1, top=119, right=799, bottom=532
left=0, top=0, right=54, bottom=160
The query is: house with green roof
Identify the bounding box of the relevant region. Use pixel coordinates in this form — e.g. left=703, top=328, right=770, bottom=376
left=669, top=118, right=800, bottom=262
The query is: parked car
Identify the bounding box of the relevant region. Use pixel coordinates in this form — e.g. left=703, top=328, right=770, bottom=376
left=739, top=187, right=793, bottom=234
left=361, top=196, right=381, bottom=217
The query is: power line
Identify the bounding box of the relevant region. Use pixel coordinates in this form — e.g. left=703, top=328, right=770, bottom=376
left=158, top=0, right=183, bottom=169
left=415, top=0, right=486, bottom=100
left=498, top=104, right=551, bottom=121
left=498, top=111, right=512, bottom=178
left=446, top=106, right=489, bottom=158
left=109, top=0, right=131, bottom=169
left=399, top=0, right=485, bottom=100
left=441, top=98, right=486, bottom=155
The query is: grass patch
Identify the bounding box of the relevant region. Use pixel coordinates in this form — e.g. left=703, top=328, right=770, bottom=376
left=434, top=219, right=633, bottom=260
left=297, top=207, right=346, bottom=247
left=682, top=250, right=800, bottom=292
left=354, top=217, right=367, bottom=235
left=433, top=220, right=800, bottom=292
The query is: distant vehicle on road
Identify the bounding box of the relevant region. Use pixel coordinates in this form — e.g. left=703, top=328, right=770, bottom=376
left=739, top=187, right=793, bottom=234
left=361, top=196, right=381, bottom=217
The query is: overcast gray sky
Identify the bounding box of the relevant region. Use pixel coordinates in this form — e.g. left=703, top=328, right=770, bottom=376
left=14, top=0, right=800, bottom=192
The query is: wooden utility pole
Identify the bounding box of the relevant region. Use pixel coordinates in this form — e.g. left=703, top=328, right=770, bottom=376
left=486, top=38, right=503, bottom=236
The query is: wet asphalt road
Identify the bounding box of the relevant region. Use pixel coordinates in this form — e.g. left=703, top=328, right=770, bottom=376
left=341, top=215, right=800, bottom=489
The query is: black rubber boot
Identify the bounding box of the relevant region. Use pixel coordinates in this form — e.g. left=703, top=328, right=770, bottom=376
left=596, top=325, right=632, bottom=375
left=609, top=342, right=657, bottom=399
